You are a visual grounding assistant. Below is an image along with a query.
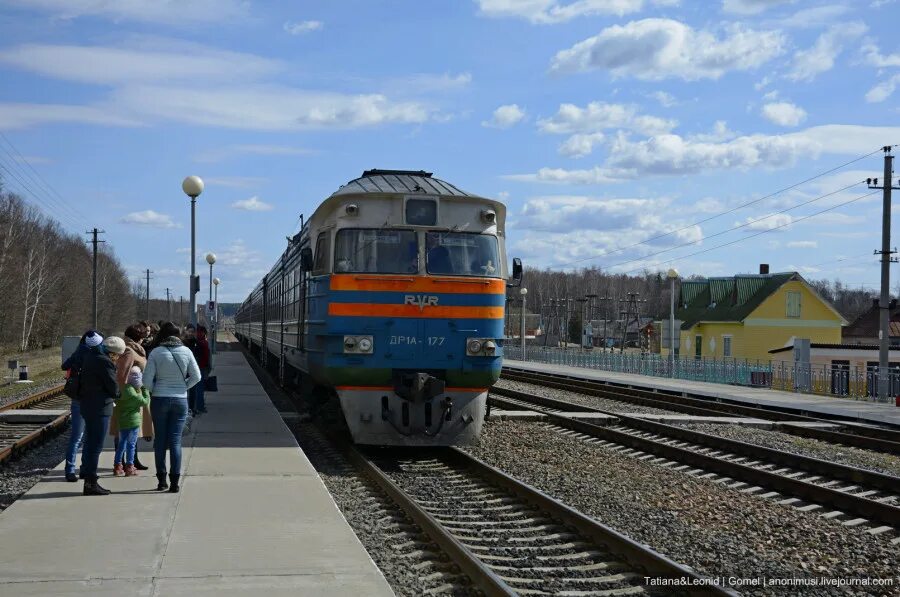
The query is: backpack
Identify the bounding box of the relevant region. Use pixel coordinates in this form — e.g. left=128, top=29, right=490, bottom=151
left=63, top=368, right=81, bottom=400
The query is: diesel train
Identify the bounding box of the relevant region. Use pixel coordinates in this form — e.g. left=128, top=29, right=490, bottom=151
left=234, top=169, right=521, bottom=445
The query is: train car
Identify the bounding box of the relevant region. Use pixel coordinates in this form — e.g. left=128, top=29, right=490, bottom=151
left=234, top=169, right=521, bottom=445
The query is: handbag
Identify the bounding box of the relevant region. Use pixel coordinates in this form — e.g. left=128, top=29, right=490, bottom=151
left=63, top=369, right=81, bottom=400
left=204, top=375, right=218, bottom=392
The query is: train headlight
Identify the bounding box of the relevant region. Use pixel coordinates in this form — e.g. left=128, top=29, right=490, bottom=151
left=344, top=335, right=374, bottom=354
left=466, top=339, right=484, bottom=355
left=343, top=336, right=358, bottom=352
left=484, top=340, right=497, bottom=354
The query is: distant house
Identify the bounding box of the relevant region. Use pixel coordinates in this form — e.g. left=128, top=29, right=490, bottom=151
left=842, top=299, right=900, bottom=347
left=671, top=266, right=846, bottom=362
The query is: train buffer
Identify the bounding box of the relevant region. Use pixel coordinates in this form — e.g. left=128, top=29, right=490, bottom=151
left=0, top=341, right=393, bottom=596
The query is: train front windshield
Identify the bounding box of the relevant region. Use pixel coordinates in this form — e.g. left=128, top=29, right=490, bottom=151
left=334, top=229, right=418, bottom=273
left=426, top=232, right=500, bottom=278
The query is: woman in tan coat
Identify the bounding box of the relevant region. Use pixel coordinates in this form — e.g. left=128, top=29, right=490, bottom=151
left=111, top=325, right=153, bottom=470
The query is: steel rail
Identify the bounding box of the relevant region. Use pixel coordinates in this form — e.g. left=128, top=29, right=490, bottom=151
left=490, top=388, right=900, bottom=528
left=0, top=384, right=65, bottom=412
left=503, top=368, right=900, bottom=454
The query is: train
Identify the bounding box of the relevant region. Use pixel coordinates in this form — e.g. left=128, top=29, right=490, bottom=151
left=234, top=169, right=522, bottom=445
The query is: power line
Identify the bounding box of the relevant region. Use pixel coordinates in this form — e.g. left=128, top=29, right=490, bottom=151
left=617, top=190, right=880, bottom=275
left=0, top=132, right=88, bottom=228
left=585, top=180, right=866, bottom=274
left=550, top=146, right=887, bottom=269
left=0, top=154, right=86, bottom=231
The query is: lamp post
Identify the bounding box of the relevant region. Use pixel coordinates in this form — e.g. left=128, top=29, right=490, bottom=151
left=519, top=287, right=528, bottom=361
left=213, top=277, right=220, bottom=355
left=182, top=176, right=204, bottom=328
left=667, top=268, right=679, bottom=377
left=205, top=252, right=216, bottom=352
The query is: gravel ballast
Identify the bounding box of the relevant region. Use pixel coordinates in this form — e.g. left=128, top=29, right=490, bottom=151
left=684, top=423, right=900, bottom=478
left=0, top=425, right=68, bottom=511
left=467, top=420, right=898, bottom=597
left=494, top=379, right=675, bottom=415
left=0, top=377, right=63, bottom=408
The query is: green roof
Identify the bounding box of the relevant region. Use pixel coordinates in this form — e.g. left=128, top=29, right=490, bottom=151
left=676, top=273, right=797, bottom=329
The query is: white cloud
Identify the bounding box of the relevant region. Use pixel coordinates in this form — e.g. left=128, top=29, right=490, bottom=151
left=397, top=72, right=472, bottom=92
left=231, top=196, right=273, bottom=211
left=473, top=0, right=677, bottom=24
left=761, top=101, right=807, bottom=127
left=722, top=0, right=792, bottom=14
left=0, top=102, right=141, bottom=129
left=649, top=90, right=677, bottom=107
left=538, top=101, right=677, bottom=139
left=0, top=41, right=279, bottom=85
left=866, top=74, right=900, bottom=103
left=195, top=144, right=316, bottom=163
left=3, top=0, right=249, bottom=24
left=762, top=90, right=779, bottom=101
left=551, top=19, right=785, bottom=80
left=215, top=239, right=263, bottom=267
left=863, top=41, right=900, bottom=68
left=690, top=120, right=736, bottom=142
left=786, top=23, right=867, bottom=81
left=775, top=5, right=850, bottom=28
left=121, top=210, right=180, bottom=228
left=508, top=124, right=900, bottom=183
left=740, top=213, right=793, bottom=231
left=787, top=240, right=818, bottom=248
left=111, top=85, right=433, bottom=131
left=559, top=133, right=606, bottom=158
left=205, top=176, right=268, bottom=189
left=482, top=104, right=526, bottom=128
left=175, top=247, right=192, bottom=254
left=283, top=20, right=323, bottom=35
left=497, top=191, right=510, bottom=200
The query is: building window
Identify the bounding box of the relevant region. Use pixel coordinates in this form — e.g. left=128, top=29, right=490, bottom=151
left=722, top=335, right=732, bottom=357
left=786, top=291, right=801, bottom=318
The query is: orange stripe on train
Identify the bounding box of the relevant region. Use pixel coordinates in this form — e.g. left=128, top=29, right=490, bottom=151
left=331, top=274, right=505, bottom=294
left=328, top=303, right=504, bottom=319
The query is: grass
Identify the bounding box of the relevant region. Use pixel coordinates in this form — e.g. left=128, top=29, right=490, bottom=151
left=0, top=345, right=65, bottom=400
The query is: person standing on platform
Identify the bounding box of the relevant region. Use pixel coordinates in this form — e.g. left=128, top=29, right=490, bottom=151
left=113, top=367, right=150, bottom=476
left=61, top=330, right=103, bottom=483
left=78, top=336, right=125, bottom=496
left=111, top=325, right=151, bottom=468
left=182, top=324, right=197, bottom=413
left=144, top=322, right=201, bottom=493
left=192, top=325, right=211, bottom=415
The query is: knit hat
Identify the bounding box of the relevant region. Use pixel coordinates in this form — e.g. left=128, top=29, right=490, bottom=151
left=102, top=336, right=126, bottom=354
left=127, top=366, right=143, bottom=388
left=84, top=331, right=103, bottom=348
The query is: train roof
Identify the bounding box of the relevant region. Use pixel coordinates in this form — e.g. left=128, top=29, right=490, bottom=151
left=329, top=169, right=477, bottom=198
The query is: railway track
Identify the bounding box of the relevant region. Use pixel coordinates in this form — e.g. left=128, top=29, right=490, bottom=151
left=490, top=386, right=900, bottom=541
left=0, top=384, right=68, bottom=463
left=346, top=444, right=733, bottom=596
left=502, top=368, right=900, bottom=455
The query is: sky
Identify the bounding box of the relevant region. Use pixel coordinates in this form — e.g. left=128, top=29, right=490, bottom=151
left=0, top=0, right=899, bottom=304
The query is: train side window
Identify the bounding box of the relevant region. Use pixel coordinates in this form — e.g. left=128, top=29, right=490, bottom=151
left=313, top=232, right=330, bottom=275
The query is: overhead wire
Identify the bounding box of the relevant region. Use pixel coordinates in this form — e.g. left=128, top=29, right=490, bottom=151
left=0, top=158, right=85, bottom=232
left=549, top=146, right=886, bottom=269
left=616, top=189, right=880, bottom=275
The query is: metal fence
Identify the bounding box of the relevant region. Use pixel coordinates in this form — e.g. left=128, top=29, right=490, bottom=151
left=503, top=346, right=900, bottom=403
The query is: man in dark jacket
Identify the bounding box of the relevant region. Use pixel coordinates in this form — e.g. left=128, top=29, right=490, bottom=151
left=192, top=326, right=211, bottom=414
left=78, top=336, right=125, bottom=495
left=61, top=330, right=102, bottom=482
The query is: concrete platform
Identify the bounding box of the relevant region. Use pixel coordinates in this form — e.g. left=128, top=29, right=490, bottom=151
left=0, top=409, right=67, bottom=423
left=506, top=360, right=900, bottom=428
left=0, top=344, right=394, bottom=597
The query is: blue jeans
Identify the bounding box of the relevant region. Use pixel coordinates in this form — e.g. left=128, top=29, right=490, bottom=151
left=151, top=397, right=189, bottom=476
left=65, top=399, right=84, bottom=475
left=114, top=427, right=139, bottom=466
left=80, top=411, right=110, bottom=480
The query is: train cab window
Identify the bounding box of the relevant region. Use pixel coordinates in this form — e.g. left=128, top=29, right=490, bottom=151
left=334, top=229, right=418, bottom=273
left=312, top=232, right=330, bottom=275
left=425, top=232, right=500, bottom=278
left=405, top=198, right=437, bottom=226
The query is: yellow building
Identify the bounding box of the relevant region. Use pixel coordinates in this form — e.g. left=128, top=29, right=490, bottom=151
left=669, top=271, right=846, bottom=362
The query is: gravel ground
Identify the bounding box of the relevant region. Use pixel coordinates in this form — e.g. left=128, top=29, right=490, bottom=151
left=467, top=420, right=899, bottom=597
left=684, top=424, right=900, bottom=479
left=494, top=379, right=675, bottom=415
left=0, top=376, right=64, bottom=408
left=0, top=424, right=68, bottom=511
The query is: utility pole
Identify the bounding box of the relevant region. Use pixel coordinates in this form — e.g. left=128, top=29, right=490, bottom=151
left=166, top=288, right=171, bottom=320
left=868, top=147, right=900, bottom=401
left=86, top=228, right=105, bottom=330
left=179, top=296, right=184, bottom=325
left=145, top=269, right=153, bottom=321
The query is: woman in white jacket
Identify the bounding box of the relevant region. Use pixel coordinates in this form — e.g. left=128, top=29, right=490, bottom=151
left=144, top=321, right=201, bottom=493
